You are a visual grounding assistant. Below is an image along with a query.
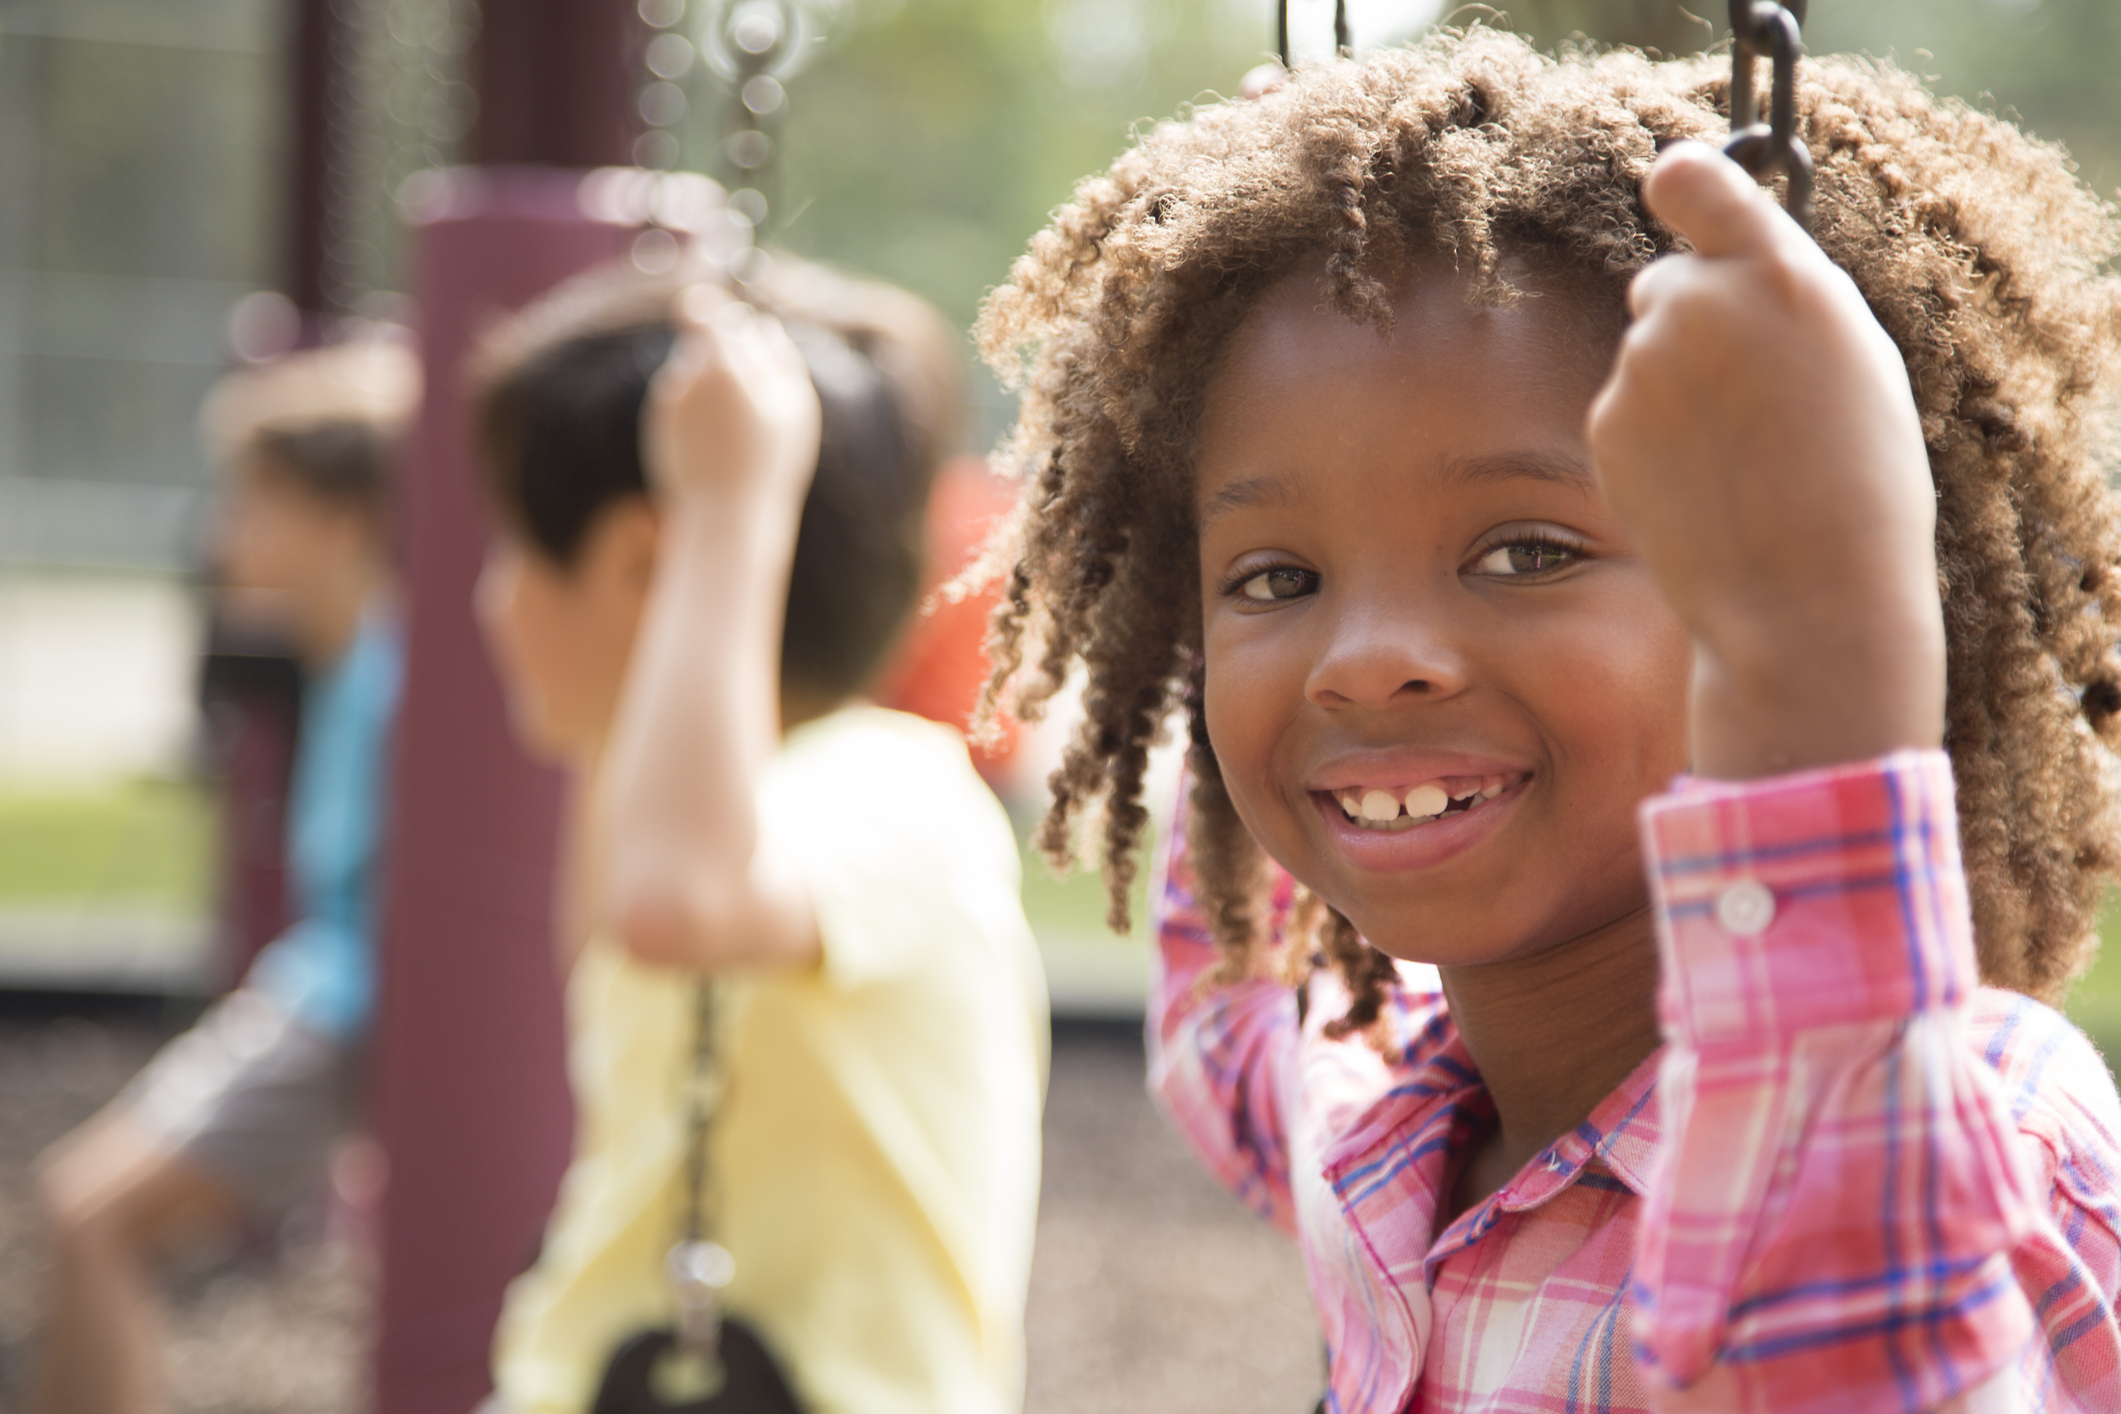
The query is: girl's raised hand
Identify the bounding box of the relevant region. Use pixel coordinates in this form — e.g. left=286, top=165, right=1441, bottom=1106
left=1587, top=141, right=1946, bottom=781
left=644, top=283, right=822, bottom=518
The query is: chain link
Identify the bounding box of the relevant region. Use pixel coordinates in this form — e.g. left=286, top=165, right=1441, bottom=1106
left=1724, top=0, right=1814, bottom=228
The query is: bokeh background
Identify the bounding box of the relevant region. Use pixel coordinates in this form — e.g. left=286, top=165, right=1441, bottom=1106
left=0, top=0, right=2117, bottom=1410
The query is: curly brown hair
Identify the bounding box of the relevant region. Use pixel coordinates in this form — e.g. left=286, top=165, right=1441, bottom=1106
left=975, top=27, right=2121, bottom=1025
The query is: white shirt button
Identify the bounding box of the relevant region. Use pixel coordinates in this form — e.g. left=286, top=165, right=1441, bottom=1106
left=1715, top=878, right=1776, bottom=937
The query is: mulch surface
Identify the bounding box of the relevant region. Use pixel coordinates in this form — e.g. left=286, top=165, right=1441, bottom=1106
left=0, top=1005, right=1321, bottom=1414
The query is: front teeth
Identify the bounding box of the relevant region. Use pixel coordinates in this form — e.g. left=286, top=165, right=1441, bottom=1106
left=1334, top=775, right=1512, bottom=830
left=1405, top=783, right=1448, bottom=817
left=1358, top=789, right=1399, bottom=822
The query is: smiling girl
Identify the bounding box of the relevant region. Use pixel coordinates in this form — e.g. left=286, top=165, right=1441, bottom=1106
left=976, top=30, right=2121, bottom=1413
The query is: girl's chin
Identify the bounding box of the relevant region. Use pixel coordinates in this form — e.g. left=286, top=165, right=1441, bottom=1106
left=1341, top=933, right=1519, bottom=974
left=1315, top=905, right=1512, bottom=970
left=1326, top=888, right=1657, bottom=976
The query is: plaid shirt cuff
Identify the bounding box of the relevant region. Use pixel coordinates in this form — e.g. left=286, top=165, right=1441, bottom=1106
left=1641, top=749, right=1976, bottom=1050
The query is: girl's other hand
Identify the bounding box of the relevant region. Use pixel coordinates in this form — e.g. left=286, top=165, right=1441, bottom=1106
left=1238, top=61, right=1286, bottom=100
left=1587, top=141, right=1946, bottom=780
left=644, top=282, right=823, bottom=517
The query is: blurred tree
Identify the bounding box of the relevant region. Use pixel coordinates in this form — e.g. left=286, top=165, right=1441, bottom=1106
left=710, top=0, right=1279, bottom=337
left=675, top=2, right=1425, bottom=333
left=1804, top=0, right=2121, bottom=195
left=1511, top=0, right=2121, bottom=193
left=2, top=0, right=2110, bottom=506
left=672, top=0, right=2116, bottom=361
left=1484, top=0, right=1717, bottom=53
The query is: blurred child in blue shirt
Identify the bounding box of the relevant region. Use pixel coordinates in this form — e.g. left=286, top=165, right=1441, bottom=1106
left=33, top=338, right=414, bottom=1414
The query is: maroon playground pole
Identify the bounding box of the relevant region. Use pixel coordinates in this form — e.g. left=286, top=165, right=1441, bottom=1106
left=285, top=0, right=345, bottom=326
left=371, top=3, right=644, bottom=1411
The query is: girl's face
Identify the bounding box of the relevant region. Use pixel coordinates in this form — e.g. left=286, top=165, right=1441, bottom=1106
left=1195, top=263, right=1692, bottom=967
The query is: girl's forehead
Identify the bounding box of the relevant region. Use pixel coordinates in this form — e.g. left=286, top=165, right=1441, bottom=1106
left=1213, top=255, right=1617, bottom=405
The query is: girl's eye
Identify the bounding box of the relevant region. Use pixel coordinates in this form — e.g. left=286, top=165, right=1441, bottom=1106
left=1474, top=540, right=1581, bottom=577
left=1237, top=566, right=1319, bottom=602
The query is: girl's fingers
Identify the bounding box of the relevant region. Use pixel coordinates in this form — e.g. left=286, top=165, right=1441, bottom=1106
left=1641, top=140, right=1794, bottom=262
left=1239, top=62, right=1286, bottom=100
left=1625, top=248, right=1697, bottom=320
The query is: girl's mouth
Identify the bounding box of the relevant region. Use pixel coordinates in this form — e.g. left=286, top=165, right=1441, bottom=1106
left=1322, top=773, right=1522, bottom=833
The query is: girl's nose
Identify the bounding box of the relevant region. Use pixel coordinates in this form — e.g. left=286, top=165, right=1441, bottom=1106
left=1304, top=599, right=1470, bottom=710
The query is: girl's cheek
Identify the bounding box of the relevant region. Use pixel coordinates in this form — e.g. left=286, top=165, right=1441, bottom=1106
left=1200, top=625, right=1310, bottom=836
left=1548, top=593, right=1693, bottom=784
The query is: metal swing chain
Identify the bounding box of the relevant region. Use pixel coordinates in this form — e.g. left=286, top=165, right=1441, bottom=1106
left=1279, top=0, right=1350, bottom=68
left=670, top=0, right=811, bottom=236
left=1723, top=0, right=1814, bottom=228
left=666, top=985, right=736, bottom=1365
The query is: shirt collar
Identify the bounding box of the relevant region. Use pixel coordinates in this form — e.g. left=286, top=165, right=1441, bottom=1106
left=1321, top=1013, right=1665, bottom=1286
left=1420, top=1045, right=1663, bottom=1279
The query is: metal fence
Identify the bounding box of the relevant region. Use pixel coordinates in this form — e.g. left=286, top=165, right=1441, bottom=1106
left=0, top=0, right=466, bottom=570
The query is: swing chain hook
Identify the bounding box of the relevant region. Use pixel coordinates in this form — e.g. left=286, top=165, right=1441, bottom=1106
left=1278, top=0, right=1350, bottom=68
left=1724, top=0, right=1813, bottom=228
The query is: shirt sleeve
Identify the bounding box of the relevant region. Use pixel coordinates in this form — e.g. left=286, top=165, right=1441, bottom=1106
left=1145, top=813, right=1306, bottom=1236
left=1630, top=748, right=2121, bottom=1412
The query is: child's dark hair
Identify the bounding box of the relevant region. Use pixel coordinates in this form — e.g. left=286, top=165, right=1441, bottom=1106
left=976, top=28, right=2121, bottom=1024
left=252, top=420, right=395, bottom=518
left=201, top=338, right=418, bottom=522
left=475, top=255, right=962, bottom=706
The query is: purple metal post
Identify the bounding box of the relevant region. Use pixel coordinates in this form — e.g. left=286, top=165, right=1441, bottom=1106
left=370, top=168, right=639, bottom=1414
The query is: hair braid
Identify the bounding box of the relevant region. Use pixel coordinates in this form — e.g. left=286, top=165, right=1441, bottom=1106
left=1315, top=906, right=1400, bottom=1046
left=1181, top=669, right=1270, bottom=977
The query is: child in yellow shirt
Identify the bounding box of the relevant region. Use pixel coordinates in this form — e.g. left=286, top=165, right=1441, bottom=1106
left=471, top=256, right=1048, bottom=1414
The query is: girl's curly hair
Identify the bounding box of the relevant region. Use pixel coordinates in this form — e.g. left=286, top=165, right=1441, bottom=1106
left=975, top=27, right=2121, bottom=1024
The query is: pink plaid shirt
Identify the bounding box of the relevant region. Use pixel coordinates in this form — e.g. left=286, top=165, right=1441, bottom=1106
left=1149, top=751, right=2121, bottom=1412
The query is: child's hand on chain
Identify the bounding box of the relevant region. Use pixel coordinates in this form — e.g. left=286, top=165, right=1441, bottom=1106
left=1587, top=141, right=1945, bottom=780
left=645, top=283, right=822, bottom=526
left=603, top=281, right=825, bottom=975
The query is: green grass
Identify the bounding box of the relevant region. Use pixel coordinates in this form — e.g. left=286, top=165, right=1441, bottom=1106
left=2064, top=908, right=2121, bottom=1073
left=2071, top=912, right=2121, bottom=1002
left=8, top=778, right=2119, bottom=1072
left=0, top=781, right=1122, bottom=938
left=0, top=781, right=216, bottom=912
left=1016, top=824, right=1153, bottom=943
